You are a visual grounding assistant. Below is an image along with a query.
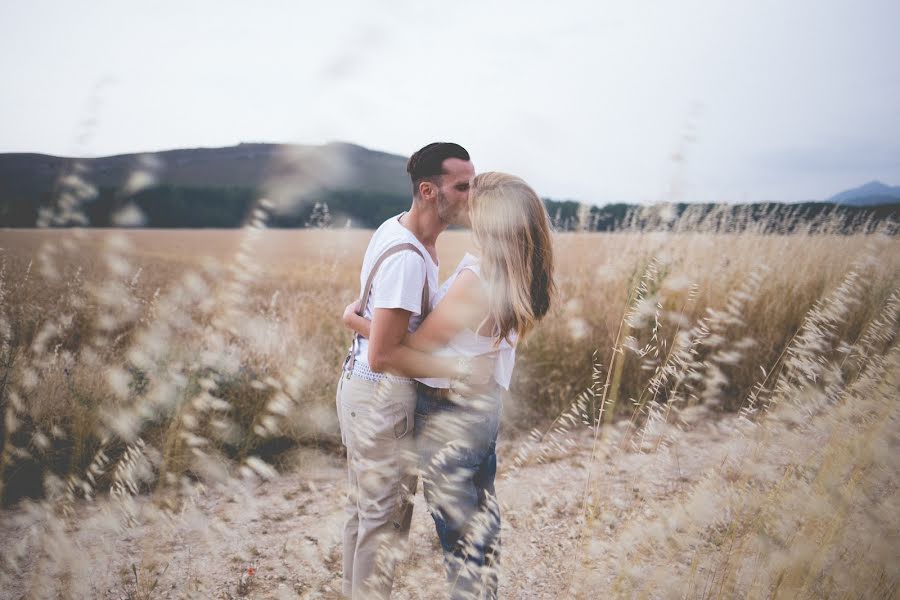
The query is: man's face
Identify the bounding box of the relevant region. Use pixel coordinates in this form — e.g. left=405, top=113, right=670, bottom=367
left=435, top=158, right=476, bottom=227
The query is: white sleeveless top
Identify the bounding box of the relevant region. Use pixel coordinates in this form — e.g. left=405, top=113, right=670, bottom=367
left=418, top=253, right=518, bottom=390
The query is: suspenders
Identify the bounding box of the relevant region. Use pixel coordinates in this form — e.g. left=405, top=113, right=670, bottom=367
left=343, top=243, right=432, bottom=376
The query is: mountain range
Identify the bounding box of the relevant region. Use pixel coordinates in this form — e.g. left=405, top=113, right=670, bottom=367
left=824, top=181, right=900, bottom=207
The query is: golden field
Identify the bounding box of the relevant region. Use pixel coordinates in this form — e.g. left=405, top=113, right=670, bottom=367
left=0, top=224, right=898, bottom=598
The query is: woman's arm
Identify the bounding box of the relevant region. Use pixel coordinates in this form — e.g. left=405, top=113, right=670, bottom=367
left=342, top=269, right=489, bottom=349
left=368, top=307, right=494, bottom=382
left=404, top=269, right=489, bottom=352
left=342, top=299, right=370, bottom=338
left=341, top=271, right=495, bottom=382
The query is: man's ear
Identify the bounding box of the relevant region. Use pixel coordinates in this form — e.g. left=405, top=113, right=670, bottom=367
left=418, top=180, right=436, bottom=201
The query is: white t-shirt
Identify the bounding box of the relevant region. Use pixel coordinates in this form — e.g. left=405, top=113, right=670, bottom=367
left=351, top=213, right=440, bottom=379
left=418, top=253, right=518, bottom=390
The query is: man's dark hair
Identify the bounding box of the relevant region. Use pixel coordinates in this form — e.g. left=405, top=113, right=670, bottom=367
left=406, top=142, right=470, bottom=198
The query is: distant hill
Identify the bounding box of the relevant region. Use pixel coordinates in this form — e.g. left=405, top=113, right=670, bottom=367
left=0, top=142, right=410, bottom=197
left=0, top=142, right=411, bottom=227
left=826, top=181, right=900, bottom=206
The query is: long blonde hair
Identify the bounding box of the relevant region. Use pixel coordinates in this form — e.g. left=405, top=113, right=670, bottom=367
left=469, top=172, right=556, bottom=345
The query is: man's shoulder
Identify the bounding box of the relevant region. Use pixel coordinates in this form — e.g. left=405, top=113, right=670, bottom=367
left=368, top=228, right=428, bottom=294
left=374, top=243, right=427, bottom=271
left=368, top=220, right=428, bottom=280
left=370, top=214, right=409, bottom=243
left=367, top=215, right=427, bottom=259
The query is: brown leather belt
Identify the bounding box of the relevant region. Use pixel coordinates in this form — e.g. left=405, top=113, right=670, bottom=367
left=418, top=383, right=452, bottom=400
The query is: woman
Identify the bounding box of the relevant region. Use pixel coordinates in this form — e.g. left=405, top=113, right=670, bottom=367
left=342, top=171, right=556, bottom=598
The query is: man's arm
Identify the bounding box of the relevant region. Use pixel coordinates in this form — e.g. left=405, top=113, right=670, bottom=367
left=367, top=307, right=411, bottom=374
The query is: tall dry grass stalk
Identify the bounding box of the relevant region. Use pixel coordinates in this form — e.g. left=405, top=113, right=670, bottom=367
left=573, top=319, right=898, bottom=598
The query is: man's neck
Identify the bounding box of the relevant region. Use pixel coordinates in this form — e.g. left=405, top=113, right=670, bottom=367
left=400, top=203, right=445, bottom=250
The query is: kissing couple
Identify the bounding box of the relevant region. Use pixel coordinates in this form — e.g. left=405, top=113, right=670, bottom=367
left=336, top=142, right=556, bottom=599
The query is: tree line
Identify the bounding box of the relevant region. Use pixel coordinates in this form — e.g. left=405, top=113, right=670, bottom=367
left=0, top=184, right=897, bottom=233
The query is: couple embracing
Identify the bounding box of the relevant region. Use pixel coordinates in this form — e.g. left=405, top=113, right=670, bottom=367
left=336, top=142, right=556, bottom=599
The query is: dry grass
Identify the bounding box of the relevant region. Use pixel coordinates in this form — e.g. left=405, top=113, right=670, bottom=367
left=0, top=212, right=898, bottom=597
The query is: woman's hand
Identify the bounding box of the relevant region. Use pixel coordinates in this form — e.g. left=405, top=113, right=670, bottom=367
left=342, top=299, right=361, bottom=327
left=343, top=299, right=372, bottom=339
left=456, top=352, right=497, bottom=385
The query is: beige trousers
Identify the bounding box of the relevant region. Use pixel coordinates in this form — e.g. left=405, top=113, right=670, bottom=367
left=336, top=371, right=418, bottom=599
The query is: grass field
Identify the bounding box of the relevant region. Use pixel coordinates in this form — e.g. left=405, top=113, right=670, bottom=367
left=0, top=224, right=898, bottom=598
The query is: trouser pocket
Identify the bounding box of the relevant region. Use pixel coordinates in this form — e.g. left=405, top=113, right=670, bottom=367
left=340, top=376, right=417, bottom=451
left=392, top=403, right=412, bottom=439
left=358, top=402, right=410, bottom=442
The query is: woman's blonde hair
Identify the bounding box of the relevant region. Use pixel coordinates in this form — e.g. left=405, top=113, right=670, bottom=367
left=469, top=172, right=556, bottom=345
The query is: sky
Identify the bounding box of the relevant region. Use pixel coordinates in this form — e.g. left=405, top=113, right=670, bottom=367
left=1, top=0, right=899, bottom=205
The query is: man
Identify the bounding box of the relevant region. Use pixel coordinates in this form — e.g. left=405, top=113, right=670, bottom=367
left=337, top=142, right=475, bottom=599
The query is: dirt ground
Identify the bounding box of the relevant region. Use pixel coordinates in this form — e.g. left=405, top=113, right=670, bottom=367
left=0, top=407, right=738, bottom=600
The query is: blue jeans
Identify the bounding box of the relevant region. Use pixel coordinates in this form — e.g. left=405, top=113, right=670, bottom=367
left=415, top=383, right=502, bottom=600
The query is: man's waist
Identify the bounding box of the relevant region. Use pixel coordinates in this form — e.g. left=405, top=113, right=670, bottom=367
left=345, top=360, right=416, bottom=385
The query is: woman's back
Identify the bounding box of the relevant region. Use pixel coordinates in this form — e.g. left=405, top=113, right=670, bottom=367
left=417, top=253, right=517, bottom=390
